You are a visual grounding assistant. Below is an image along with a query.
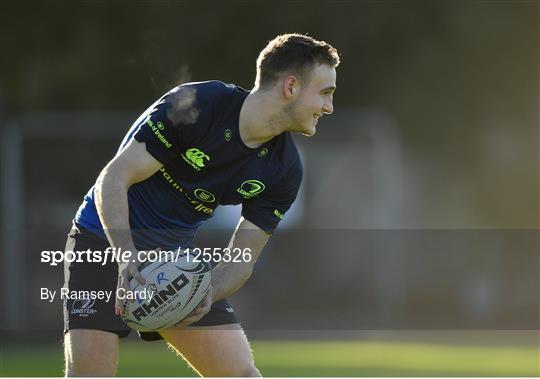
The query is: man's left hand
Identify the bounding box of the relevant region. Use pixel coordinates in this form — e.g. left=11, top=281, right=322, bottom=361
left=173, top=285, right=213, bottom=327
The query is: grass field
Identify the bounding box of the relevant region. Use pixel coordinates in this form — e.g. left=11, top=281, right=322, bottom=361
left=1, top=339, right=538, bottom=377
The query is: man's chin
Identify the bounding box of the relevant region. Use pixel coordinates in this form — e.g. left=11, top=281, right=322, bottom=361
left=299, top=125, right=316, bottom=137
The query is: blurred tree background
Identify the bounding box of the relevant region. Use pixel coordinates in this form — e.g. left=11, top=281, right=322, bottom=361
left=2, top=1, right=537, bottom=229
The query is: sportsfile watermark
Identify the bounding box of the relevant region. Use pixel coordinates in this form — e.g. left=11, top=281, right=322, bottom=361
left=28, top=229, right=539, bottom=330
left=40, top=247, right=252, bottom=266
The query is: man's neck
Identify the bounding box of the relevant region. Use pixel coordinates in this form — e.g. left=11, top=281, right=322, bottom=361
left=239, top=88, right=287, bottom=149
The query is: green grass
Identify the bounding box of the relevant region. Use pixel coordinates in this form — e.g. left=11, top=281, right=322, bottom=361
left=2, top=340, right=538, bottom=377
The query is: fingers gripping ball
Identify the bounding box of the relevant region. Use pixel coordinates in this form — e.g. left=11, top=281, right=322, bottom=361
left=121, top=252, right=211, bottom=331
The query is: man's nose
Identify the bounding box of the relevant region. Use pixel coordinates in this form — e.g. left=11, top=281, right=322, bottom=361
left=323, top=102, right=334, bottom=115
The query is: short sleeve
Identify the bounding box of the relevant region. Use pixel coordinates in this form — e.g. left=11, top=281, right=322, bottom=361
left=242, top=162, right=303, bottom=234
left=133, top=84, right=213, bottom=165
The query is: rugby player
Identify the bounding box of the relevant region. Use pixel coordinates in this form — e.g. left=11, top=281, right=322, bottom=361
left=63, top=33, right=339, bottom=377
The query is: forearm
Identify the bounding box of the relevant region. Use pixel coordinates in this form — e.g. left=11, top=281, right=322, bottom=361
left=210, top=218, right=269, bottom=301
left=210, top=260, right=252, bottom=302
left=94, top=166, right=137, bottom=253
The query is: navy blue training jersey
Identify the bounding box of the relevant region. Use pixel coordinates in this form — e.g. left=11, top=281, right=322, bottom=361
left=75, top=81, right=303, bottom=250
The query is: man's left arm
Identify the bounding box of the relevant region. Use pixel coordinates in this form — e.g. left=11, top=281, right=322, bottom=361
left=177, top=217, right=269, bottom=326
left=178, top=158, right=303, bottom=326
left=212, top=217, right=269, bottom=301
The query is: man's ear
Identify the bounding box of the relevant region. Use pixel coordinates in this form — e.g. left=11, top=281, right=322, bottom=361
left=282, top=75, right=299, bottom=99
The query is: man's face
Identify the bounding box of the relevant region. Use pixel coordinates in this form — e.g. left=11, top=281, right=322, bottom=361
left=285, top=64, right=337, bottom=136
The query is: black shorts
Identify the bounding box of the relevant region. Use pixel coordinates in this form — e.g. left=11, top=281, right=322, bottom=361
left=63, top=225, right=238, bottom=341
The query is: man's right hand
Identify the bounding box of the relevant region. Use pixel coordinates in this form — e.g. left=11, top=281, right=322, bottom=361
left=115, top=259, right=146, bottom=316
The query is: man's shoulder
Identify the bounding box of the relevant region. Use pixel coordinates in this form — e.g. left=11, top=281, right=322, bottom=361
left=163, top=80, right=247, bottom=119
left=275, top=132, right=303, bottom=176
left=156, top=81, right=245, bottom=128
left=168, top=80, right=242, bottom=101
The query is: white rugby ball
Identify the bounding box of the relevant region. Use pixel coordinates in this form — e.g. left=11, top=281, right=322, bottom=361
left=121, top=252, right=211, bottom=331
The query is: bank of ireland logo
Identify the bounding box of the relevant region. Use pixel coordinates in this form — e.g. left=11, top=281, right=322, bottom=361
left=182, top=148, right=210, bottom=171
left=224, top=129, right=232, bottom=141
left=194, top=188, right=216, bottom=203
left=237, top=180, right=265, bottom=199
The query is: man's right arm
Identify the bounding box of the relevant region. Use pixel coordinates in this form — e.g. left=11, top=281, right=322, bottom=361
left=94, top=138, right=163, bottom=315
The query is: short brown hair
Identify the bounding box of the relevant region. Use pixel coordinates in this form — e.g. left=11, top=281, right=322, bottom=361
left=255, top=33, right=340, bottom=88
